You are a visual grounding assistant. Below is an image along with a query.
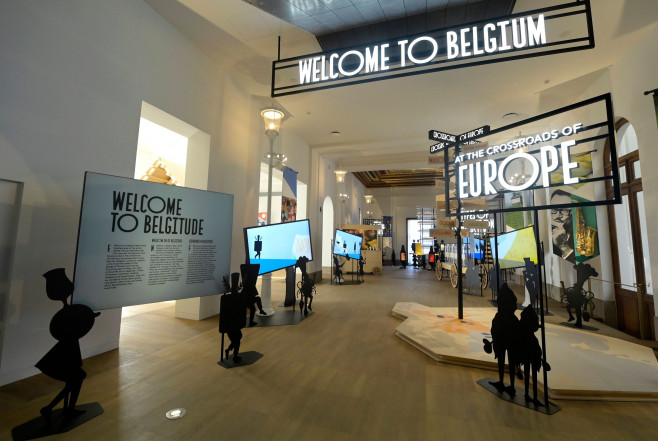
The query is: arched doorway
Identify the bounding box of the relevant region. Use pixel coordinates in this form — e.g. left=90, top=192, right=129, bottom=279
left=604, top=119, right=655, bottom=339
left=322, top=196, right=334, bottom=268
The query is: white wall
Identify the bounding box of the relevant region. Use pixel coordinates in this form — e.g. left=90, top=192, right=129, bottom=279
left=0, top=0, right=280, bottom=384
left=532, top=22, right=658, bottom=332
left=307, top=153, right=369, bottom=274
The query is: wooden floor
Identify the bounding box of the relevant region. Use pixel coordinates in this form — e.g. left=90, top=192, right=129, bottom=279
left=2, top=267, right=658, bottom=441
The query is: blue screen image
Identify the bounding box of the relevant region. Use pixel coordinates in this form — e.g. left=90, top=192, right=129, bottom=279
left=463, top=237, right=485, bottom=260
left=333, top=230, right=363, bottom=260
left=244, top=220, right=313, bottom=275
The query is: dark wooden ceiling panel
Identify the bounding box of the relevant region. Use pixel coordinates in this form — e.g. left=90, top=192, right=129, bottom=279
left=353, top=169, right=444, bottom=188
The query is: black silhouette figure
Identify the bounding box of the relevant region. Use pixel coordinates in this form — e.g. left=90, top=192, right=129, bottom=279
left=489, top=267, right=501, bottom=299
left=295, top=256, right=316, bottom=314
left=561, top=262, right=598, bottom=328
left=411, top=241, right=418, bottom=268
left=241, top=263, right=264, bottom=326
left=36, top=269, right=100, bottom=424
left=465, top=257, right=481, bottom=295
left=400, top=245, right=407, bottom=269
left=333, top=254, right=345, bottom=284
left=220, top=273, right=246, bottom=362
left=515, top=306, right=551, bottom=405
left=358, top=256, right=366, bottom=282
left=523, top=258, right=539, bottom=306
left=391, top=249, right=396, bottom=266
left=254, top=235, right=262, bottom=259
left=483, top=283, right=519, bottom=397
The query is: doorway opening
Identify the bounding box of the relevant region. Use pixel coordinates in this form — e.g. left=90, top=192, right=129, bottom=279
left=605, top=119, right=654, bottom=339
left=322, top=196, right=334, bottom=268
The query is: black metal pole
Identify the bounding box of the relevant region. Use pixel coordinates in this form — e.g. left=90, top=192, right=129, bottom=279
left=493, top=212, right=499, bottom=300
left=456, top=141, right=463, bottom=319
left=534, top=209, right=550, bottom=406
left=541, top=241, right=549, bottom=314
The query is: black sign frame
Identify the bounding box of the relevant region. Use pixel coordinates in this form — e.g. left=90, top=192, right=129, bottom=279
left=271, top=1, right=594, bottom=97
left=442, top=93, right=621, bottom=217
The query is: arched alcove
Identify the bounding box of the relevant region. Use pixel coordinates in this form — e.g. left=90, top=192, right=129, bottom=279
left=322, top=196, right=334, bottom=267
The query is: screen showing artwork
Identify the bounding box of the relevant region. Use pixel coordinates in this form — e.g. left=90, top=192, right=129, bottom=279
left=73, top=172, right=234, bottom=310
left=463, top=237, right=485, bottom=260
left=244, top=219, right=313, bottom=275
left=333, top=230, right=363, bottom=260
left=489, top=226, right=538, bottom=269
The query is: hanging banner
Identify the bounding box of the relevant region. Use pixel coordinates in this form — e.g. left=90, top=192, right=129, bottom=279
left=382, top=216, right=392, bottom=237
left=272, top=1, right=594, bottom=97
left=281, top=166, right=298, bottom=223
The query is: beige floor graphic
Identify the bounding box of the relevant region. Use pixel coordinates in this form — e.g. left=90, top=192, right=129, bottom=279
left=392, top=302, right=658, bottom=401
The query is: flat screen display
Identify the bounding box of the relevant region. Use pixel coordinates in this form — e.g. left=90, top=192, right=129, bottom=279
left=333, top=230, right=363, bottom=260
left=73, top=172, right=234, bottom=310
left=489, top=225, right=538, bottom=269
left=244, top=219, right=312, bottom=275
left=463, top=237, right=485, bottom=260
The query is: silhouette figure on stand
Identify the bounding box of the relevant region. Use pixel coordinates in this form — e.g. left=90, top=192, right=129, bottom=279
left=358, top=256, right=366, bottom=282
left=465, top=257, right=481, bottom=296
left=411, top=241, right=418, bottom=268
left=220, top=273, right=246, bottom=363
left=36, top=269, right=100, bottom=423
left=483, top=283, right=519, bottom=397
left=241, top=264, right=265, bottom=326
left=561, top=263, right=598, bottom=328
left=333, top=254, right=345, bottom=284
left=295, top=256, right=316, bottom=314
left=399, top=245, right=407, bottom=269
left=489, top=267, right=501, bottom=300
left=516, top=306, right=551, bottom=405
left=253, top=235, right=262, bottom=259
left=523, top=258, right=539, bottom=307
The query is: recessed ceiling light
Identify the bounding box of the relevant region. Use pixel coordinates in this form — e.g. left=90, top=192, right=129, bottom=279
left=544, top=79, right=550, bottom=84
left=330, top=131, right=341, bottom=136
left=502, top=112, right=518, bottom=119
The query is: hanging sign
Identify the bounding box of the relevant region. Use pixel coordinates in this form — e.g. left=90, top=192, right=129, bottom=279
left=430, top=229, right=456, bottom=238
left=443, top=93, right=621, bottom=216
left=458, top=125, right=490, bottom=143
left=436, top=218, right=459, bottom=228
left=429, top=130, right=456, bottom=143
left=271, top=1, right=594, bottom=97
left=463, top=220, right=490, bottom=229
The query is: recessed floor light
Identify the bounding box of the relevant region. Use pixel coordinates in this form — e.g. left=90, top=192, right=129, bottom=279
left=166, top=408, right=186, bottom=420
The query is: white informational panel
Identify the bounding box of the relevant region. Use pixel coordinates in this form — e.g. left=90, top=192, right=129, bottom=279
left=73, top=172, right=233, bottom=310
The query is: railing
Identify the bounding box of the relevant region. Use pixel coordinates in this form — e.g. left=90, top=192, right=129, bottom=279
left=590, top=278, right=651, bottom=339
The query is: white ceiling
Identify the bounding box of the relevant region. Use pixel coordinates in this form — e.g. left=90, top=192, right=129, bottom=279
left=146, top=0, right=658, bottom=165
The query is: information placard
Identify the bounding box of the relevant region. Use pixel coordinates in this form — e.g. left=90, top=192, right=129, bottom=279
left=73, top=172, right=234, bottom=310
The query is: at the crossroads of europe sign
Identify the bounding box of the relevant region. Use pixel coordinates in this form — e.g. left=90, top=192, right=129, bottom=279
left=456, top=123, right=584, bottom=198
